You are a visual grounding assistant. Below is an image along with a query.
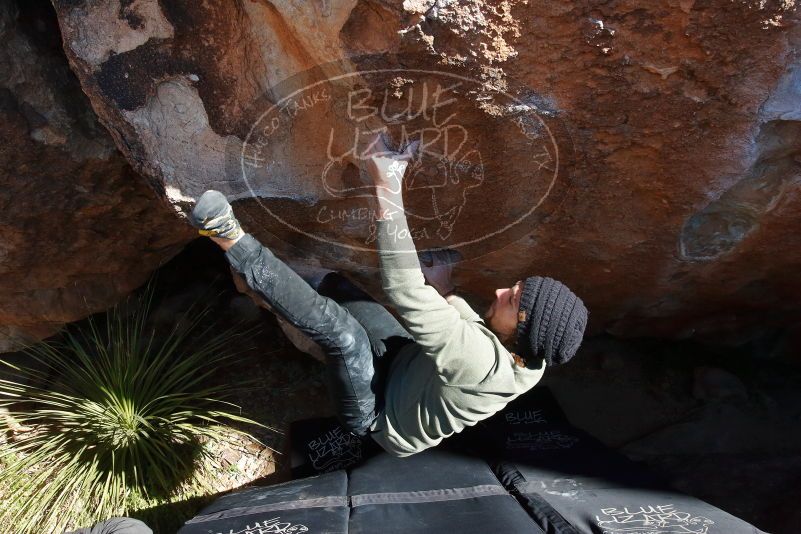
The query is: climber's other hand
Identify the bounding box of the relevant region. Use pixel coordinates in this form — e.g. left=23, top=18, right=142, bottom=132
left=419, top=248, right=460, bottom=296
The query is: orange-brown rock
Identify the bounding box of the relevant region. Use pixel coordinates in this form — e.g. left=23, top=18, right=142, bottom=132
left=0, top=1, right=193, bottom=351
left=50, top=0, right=800, bottom=343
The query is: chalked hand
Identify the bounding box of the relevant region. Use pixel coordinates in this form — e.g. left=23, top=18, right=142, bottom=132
left=419, top=248, right=461, bottom=296
left=363, top=134, right=420, bottom=194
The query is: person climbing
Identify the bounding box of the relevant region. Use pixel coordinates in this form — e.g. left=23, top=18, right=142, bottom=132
left=189, top=135, right=588, bottom=457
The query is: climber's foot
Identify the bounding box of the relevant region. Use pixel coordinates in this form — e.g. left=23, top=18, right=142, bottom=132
left=190, top=190, right=244, bottom=245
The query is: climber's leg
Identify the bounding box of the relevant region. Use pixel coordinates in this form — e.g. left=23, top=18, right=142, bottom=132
left=224, top=234, right=379, bottom=436
left=191, top=190, right=379, bottom=436
left=210, top=235, right=241, bottom=251
left=316, top=273, right=414, bottom=410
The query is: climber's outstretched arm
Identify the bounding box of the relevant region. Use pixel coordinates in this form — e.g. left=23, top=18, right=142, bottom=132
left=363, top=139, right=496, bottom=384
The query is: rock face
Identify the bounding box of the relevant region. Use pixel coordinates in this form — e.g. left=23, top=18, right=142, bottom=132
left=49, top=0, right=800, bottom=343
left=0, top=1, right=193, bottom=351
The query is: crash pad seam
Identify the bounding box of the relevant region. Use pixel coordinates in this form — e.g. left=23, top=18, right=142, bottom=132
left=185, top=496, right=349, bottom=524
left=349, top=484, right=508, bottom=506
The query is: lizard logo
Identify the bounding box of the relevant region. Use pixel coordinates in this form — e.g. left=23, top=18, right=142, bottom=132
left=232, top=54, right=572, bottom=263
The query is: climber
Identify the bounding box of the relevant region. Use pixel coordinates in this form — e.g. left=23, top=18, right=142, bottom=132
left=189, top=134, right=588, bottom=457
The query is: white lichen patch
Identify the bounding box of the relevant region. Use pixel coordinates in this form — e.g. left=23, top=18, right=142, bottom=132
left=735, top=0, right=797, bottom=28
left=122, top=78, right=243, bottom=201
left=643, top=64, right=680, bottom=80
left=121, top=78, right=303, bottom=207
left=64, top=0, right=173, bottom=66
left=164, top=185, right=196, bottom=205
left=589, top=18, right=616, bottom=36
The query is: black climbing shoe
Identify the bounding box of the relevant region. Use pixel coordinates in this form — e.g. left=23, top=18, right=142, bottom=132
left=190, top=190, right=243, bottom=240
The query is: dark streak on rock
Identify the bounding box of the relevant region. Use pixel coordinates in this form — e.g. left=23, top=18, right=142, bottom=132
left=94, top=0, right=245, bottom=136
left=96, top=38, right=192, bottom=110
left=17, top=0, right=109, bottom=140
left=119, top=0, right=144, bottom=30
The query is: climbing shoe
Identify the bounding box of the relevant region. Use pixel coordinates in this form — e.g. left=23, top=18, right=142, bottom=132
left=190, top=190, right=243, bottom=240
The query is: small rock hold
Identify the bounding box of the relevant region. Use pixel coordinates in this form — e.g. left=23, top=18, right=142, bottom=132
left=643, top=64, right=680, bottom=80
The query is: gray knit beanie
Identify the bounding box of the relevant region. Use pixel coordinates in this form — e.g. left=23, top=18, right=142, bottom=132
left=514, top=277, right=588, bottom=367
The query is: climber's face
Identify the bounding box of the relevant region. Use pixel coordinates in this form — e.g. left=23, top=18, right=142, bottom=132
left=485, top=280, right=522, bottom=340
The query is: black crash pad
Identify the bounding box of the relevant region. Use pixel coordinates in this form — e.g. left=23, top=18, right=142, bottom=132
left=178, top=388, right=766, bottom=534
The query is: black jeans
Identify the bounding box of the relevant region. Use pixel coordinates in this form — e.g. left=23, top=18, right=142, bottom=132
left=225, top=234, right=413, bottom=436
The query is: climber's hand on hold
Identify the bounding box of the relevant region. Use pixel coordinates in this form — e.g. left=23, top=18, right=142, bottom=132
left=363, top=134, right=420, bottom=194
left=419, top=249, right=460, bottom=296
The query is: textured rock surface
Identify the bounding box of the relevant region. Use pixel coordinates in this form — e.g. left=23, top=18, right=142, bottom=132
left=0, top=1, right=192, bottom=351
left=51, top=0, right=801, bottom=343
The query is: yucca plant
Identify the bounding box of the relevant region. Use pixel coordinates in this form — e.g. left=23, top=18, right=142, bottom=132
left=0, top=287, right=264, bottom=534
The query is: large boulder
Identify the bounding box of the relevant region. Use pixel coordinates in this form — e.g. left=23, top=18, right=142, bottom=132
left=51, top=0, right=800, bottom=343
left=0, top=0, right=193, bottom=351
